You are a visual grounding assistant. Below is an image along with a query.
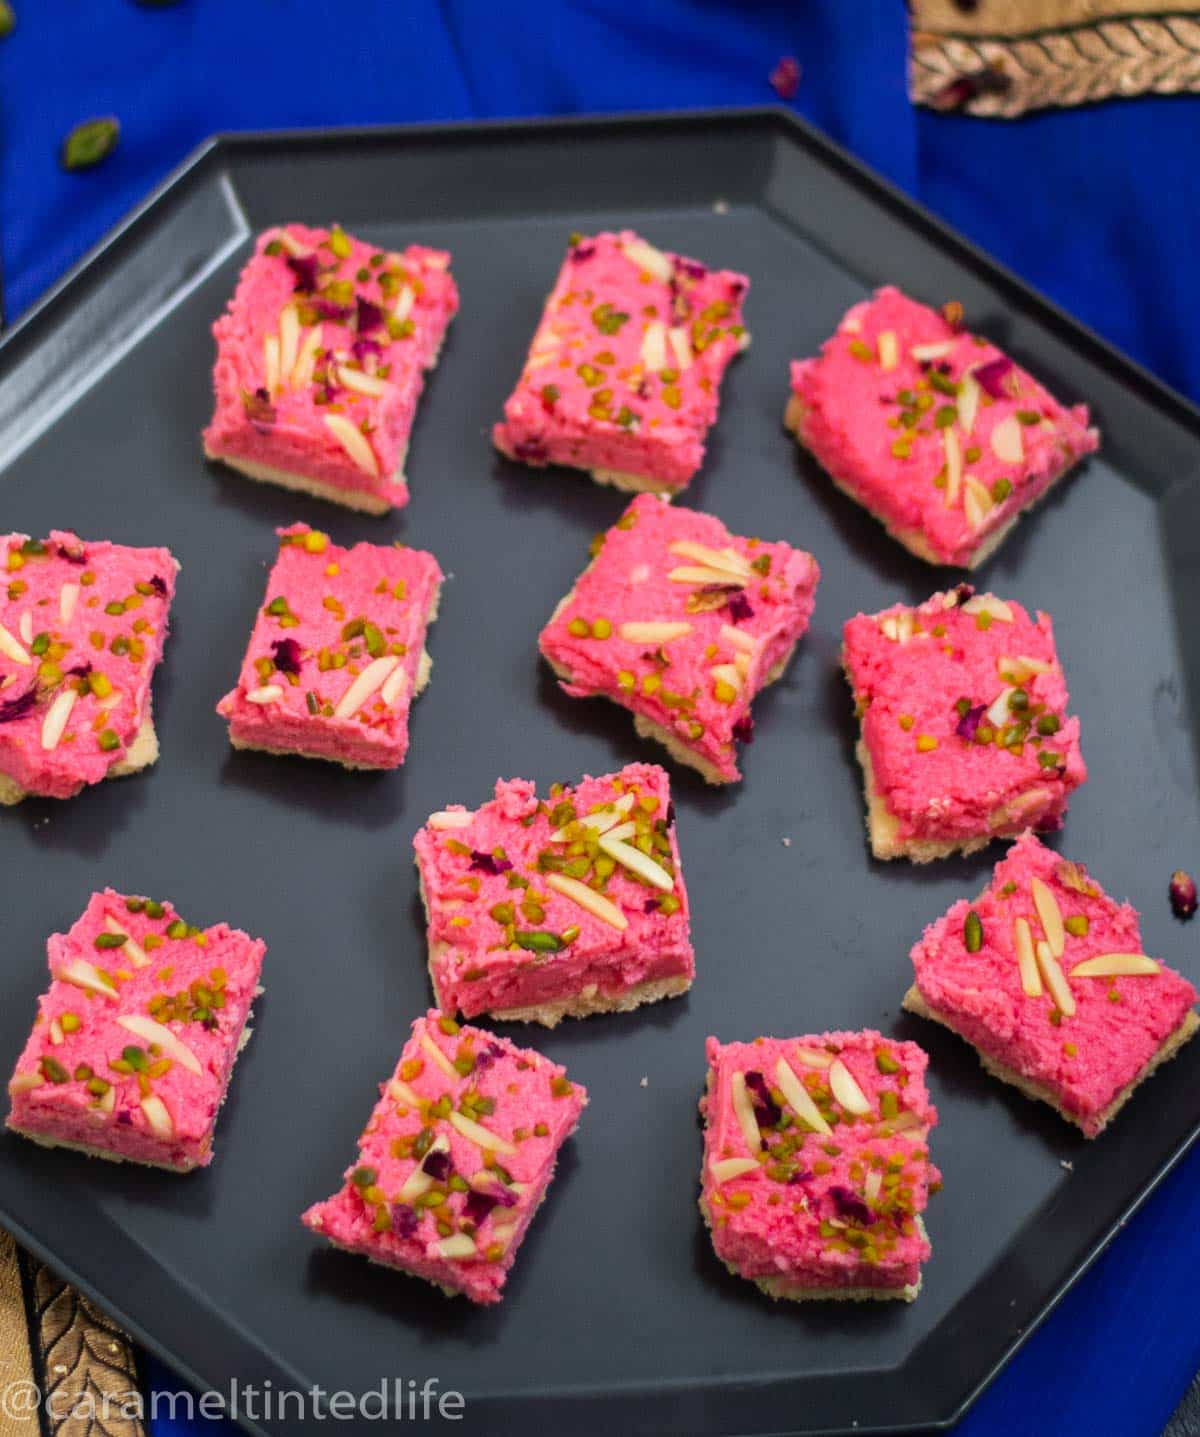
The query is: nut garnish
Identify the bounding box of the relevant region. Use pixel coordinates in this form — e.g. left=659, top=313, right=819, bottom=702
left=420, top=1033, right=459, bottom=1080
left=437, top=1234, right=478, bottom=1260
left=640, top=320, right=667, bottom=371
left=428, top=810, right=474, bottom=830
left=956, top=371, right=980, bottom=434
left=942, top=428, right=962, bottom=507
left=828, top=1058, right=871, bottom=1115
left=105, top=915, right=147, bottom=968
left=549, top=791, right=635, bottom=842
left=774, top=1056, right=833, bottom=1135
left=380, top=665, right=409, bottom=706
left=323, top=414, right=379, bottom=477
left=1014, top=917, right=1042, bottom=996
left=962, top=594, right=1014, bottom=623
left=40, top=687, right=77, bottom=751
left=278, top=303, right=301, bottom=381
left=729, top=1071, right=762, bottom=1153
left=910, top=341, right=955, bottom=362
left=617, top=621, right=692, bottom=644
left=986, top=686, right=1016, bottom=726
left=792, top=1047, right=832, bottom=1069
left=399, top=1134, right=449, bottom=1202
left=544, top=873, right=628, bottom=931
left=1035, top=939, right=1075, bottom=1016
left=333, top=656, right=399, bottom=719
left=596, top=832, right=673, bottom=890
left=864, top=1168, right=883, bottom=1203
left=710, top=1157, right=760, bottom=1183
left=18, top=613, right=32, bottom=645
left=54, top=959, right=118, bottom=999
left=117, top=1014, right=202, bottom=1074
left=667, top=540, right=752, bottom=584
left=1069, top=953, right=1160, bottom=978
left=668, top=326, right=693, bottom=370
left=1031, top=877, right=1065, bottom=958
left=669, top=565, right=743, bottom=587
left=336, top=367, right=390, bottom=399
left=963, top=476, right=993, bottom=530
left=448, top=1109, right=518, bottom=1155
left=139, top=1094, right=174, bottom=1139
left=291, top=326, right=323, bottom=388
left=710, top=662, right=743, bottom=693
left=8, top=1074, right=40, bottom=1095
left=719, top=623, right=756, bottom=654
left=263, top=333, right=281, bottom=395
left=877, top=330, right=899, bottom=370
left=989, top=414, right=1025, bottom=464
left=998, top=654, right=1054, bottom=682
left=245, top=685, right=283, bottom=704
left=621, top=238, right=673, bottom=282
left=60, top=583, right=79, bottom=624
left=0, top=621, right=31, bottom=666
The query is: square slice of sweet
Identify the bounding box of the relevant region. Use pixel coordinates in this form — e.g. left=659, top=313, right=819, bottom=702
left=414, top=763, right=693, bottom=1026
left=216, top=524, right=442, bottom=770
left=905, top=833, right=1199, bottom=1137
left=493, top=230, right=750, bottom=494
left=203, top=224, right=458, bottom=514
left=700, top=1031, right=941, bottom=1302
left=842, top=585, right=1086, bottom=862
left=6, top=889, right=265, bottom=1171
left=0, top=531, right=178, bottom=805
left=302, top=1011, right=586, bottom=1305
left=786, top=286, right=1099, bottom=567
left=539, top=494, right=820, bottom=784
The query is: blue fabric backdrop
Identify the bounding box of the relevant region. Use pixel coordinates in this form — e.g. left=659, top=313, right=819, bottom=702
left=2, top=2, right=1198, bottom=1434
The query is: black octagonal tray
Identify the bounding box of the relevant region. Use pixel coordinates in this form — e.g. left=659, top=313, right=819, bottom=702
left=1, top=109, right=1198, bottom=1437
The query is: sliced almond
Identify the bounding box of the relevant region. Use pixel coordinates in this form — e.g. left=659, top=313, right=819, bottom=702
left=448, top=1109, right=517, bottom=1155
left=117, top=1015, right=202, bottom=1074
left=290, top=324, right=324, bottom=388
left=710, top=1157, right=761, bottom=1184
left=105, top=914, right=147, bottom=968
left=667, top=540, right=751, bottom=583
left=668, top=325, right=693, bottom=370
left=990, top=414, right=1024, bottom=464
left=596, top=820, right=635, bottom=845
left=338, top=367, right=390, bottom=399
left=420, top=1032, right=459, bottom=1080
left=278, top=303, right=301, bottom=381
left=40, top=687, right=77, bottom=751
left=956, top=371, right=980, bottom=435
left=8, top=1073, right=40, bottom=1095
left=263, top=332, right=281, bottom=395
left=877, top=330, right=899, bottom=370
left=1031, top=876, right=1065, bottom=958
left=428, top=809, right=474, bottom=830
left=1069, top=953, right=1160, bottom=978
left=438, top=1234, right=477, bottom=1260
left=963, top=475, right=993, bottom=531
left=59, top=584, right=79, bottom=625
left=596, top=833, right=673, bottom=891
left=97, top=1086, right=116, bottom=1116
left=828, top=1058, right=872, bottom=1115
left=880, top=615, right=899, bottom=642
left=139, top=1094, right=174, bottom=1139
left=998, top=654, right=1054, bottom=683
left=48, top=1019, right=63, bottom=1046
left=1014, top=917, right=1042, bottom=997
left=774, top=1057, right=833, bottom=1136
left=943, top=428, right=962, bottom=507
left=392, top=284, right=415, bottom=322
left=0, top=622, right=31, bottom=666
left=710, top=662, right=743, bottom=692
left=245, top=685, right=283, bottom=705
left=18, top=612, right=32, bottom=645
left=733, top=650, right=751, bottom=680
left=54, top=959, right=118, bottom=999
left=986, top=686, right=1016, bottom=727
left=388, top=1077, right=422, bottom=1107
left=718, top=624, right=756, bottom=654
left=864, top=1168, right=883, bottom=1204
left=545, top=873, right=628, bottom=931
left=618, top=621, right=692, bottom=644
left=333, top=656, right=399, bottom=719
left=668, top=565, right=743, bottom=587
left=621, top=238, right=673, bottom=282
left=910, top=340, right=955, bottom=362
left=962, top=594, right=1014, bottom=623
left=549, top=791, right=635, bottom=842
left=792, top=1047, right=833, bottom=1069
left=895, top=609, right=914, bottom=644
left=399, top=1135, right=449, bottom=1201
left=323, top=414, right=379, bottom=477
left=380, top=665, right=409, bottom=706
left=271, top=229, right=310, bottom=258
left=1035, top=939, right=1075, bottom=1017
left=639, top=320, right=667, bottom=372
left=992, top=787, right=1052, bottom=830
left=729, top=1071, right=761, bottom=1154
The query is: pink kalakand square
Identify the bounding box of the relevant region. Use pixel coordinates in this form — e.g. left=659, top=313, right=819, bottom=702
left=905, top=833, right=1199, bottom=1137
left=203, top=223, right=458, bottom=514
left=493, top=230, right=750, bottom=494
left=786, top=286, right=1099, bottom=568
left=414, top=763, right=693, bottom=1026
left=0, top=531, right=178, bottom=805
left=216, top=524, right=442, bottom=770
left=6, top=889, right=265, bottom=1172
left=700, top=1031, right=941, bottom=1302
left=842, top=585, right=1086, bottom=862
left=302, top=1011, right=586, bottom=1305
left=539, top=494, right=820, bottom=784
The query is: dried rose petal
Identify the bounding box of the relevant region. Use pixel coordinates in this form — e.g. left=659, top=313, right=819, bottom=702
left=568, top=240, right=595, bottom=264
left=769, top=55, right=801, bottom=101
left=57, top=542, right=87, bottom=564
left=0, top=688, right=37, bottom=723
left=732, top=715, right=755, bottom=746
left=973, top=357, right=1014, bottom=399
left=422, top=1149, right=452, bottom=1183
left=311, top=298, right=353, bottom=323
left=955, top=703, right=986, bottom=742
left=352, top=337, right=383, bottom=363
left=674, top=258, right=708, bottom=283
left=470, top=851, right=513, bottom=875
left=1170, top=870, right=1197, bottom=920
left=241, top=388, right=276, bottom=425
left=391, top=1204, right=418, bottom=1238
left=513, top=438, right=548, bottom=464
left=726, top=592, right=754, bottom=623
left=147, top=574, right=168, bottom=597
left=743, top=1070, right=781, bottom=1128
left=356, top=297, right=383, bottom=334
left=830, top=1186, right=874, bottom=1225
left=270, top=638, right=302, bottom=675
left=286, top=253, right=320, bottom=292
left=462, top=1190, right=498, bottom=1226
left=474, top=1042, right=505, bottom=1072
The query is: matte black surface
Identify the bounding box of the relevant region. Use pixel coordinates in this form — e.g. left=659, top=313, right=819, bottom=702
left=0, top=110, right=1198, bottom=1437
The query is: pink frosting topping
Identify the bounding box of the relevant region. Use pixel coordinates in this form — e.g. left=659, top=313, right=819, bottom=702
left=493, top=230, right=749, bottom=489
left=701, top=1031, right=940, bottom=1292
left=540, top=493, right=820, bottom=782
left=910, top=833, right=1198, bottom=1134
left=301, top=1011, right=586, bottom=1305
left=0, top=531, right=176, bottom=799
left=790, top=286, right=1099, bottom=565
left=414, top=763, right=693, bottom=1018
left=843, top=585, right=1086, bottom=843
left=203, top=224, right=458, bottom=507
left=7, top=889, right=265, bottom=1170
left=216, top=524, right=442, bottom=769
